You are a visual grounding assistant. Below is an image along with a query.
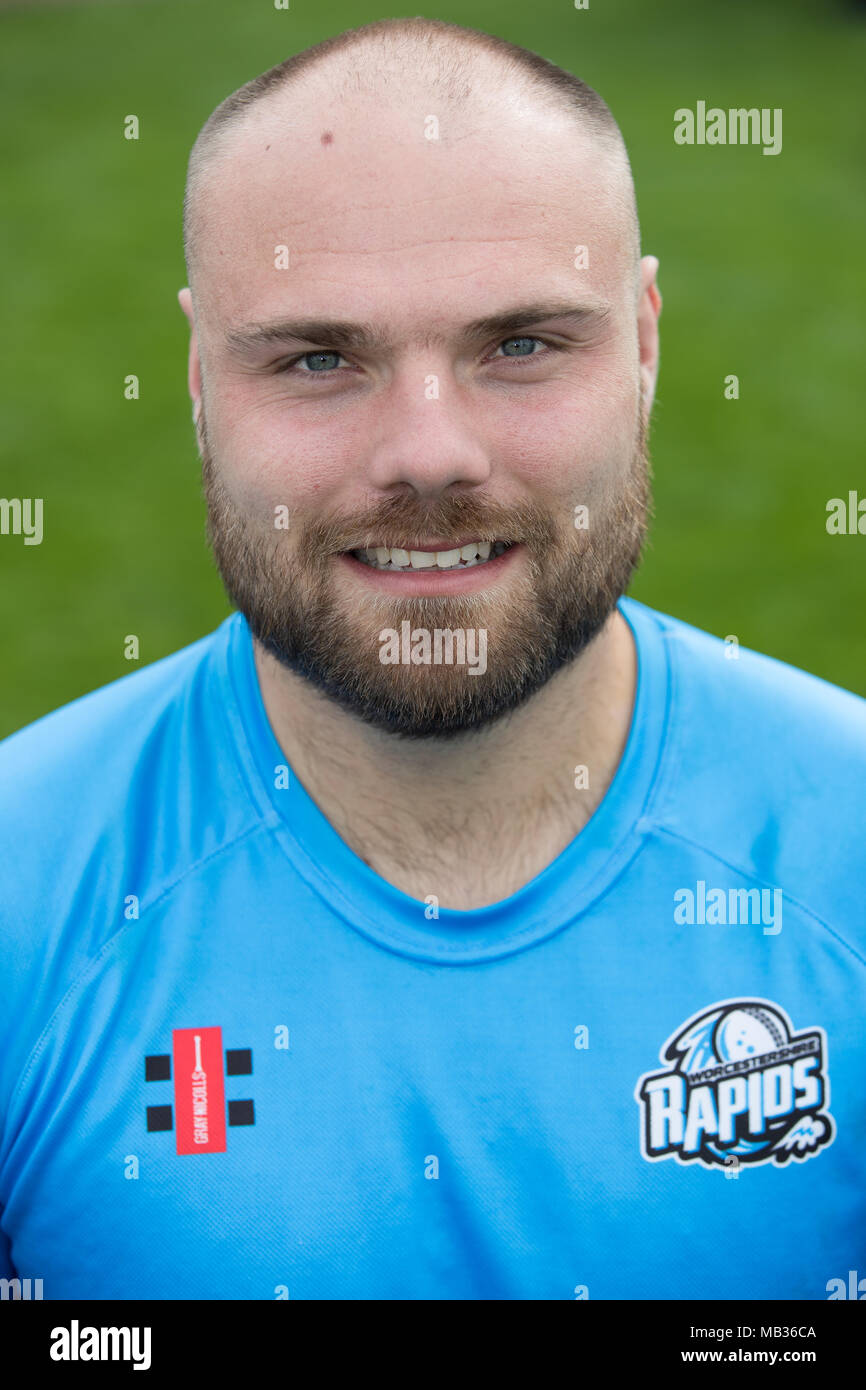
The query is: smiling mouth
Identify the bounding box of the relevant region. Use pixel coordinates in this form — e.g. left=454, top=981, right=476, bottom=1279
left=350, top=540, right=513, bottom=571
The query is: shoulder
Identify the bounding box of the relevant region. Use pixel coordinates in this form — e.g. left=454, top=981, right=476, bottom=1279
left=0, top=616, right=244, bottom=836
left=635, top=599, right=866, bottom=766
left=624, top=598, right=866, bottom=945
left=0, top=615, right=260, bottom=1078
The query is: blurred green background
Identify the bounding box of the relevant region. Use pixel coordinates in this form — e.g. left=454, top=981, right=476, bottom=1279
left=1, top=0, right=864, bottom=737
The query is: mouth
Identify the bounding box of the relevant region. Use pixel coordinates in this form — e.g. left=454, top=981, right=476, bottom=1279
left=349, top=540, right=514, bottom=571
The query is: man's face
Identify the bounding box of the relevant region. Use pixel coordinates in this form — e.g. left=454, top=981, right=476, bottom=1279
left=185, top=91, right=658, bottom=737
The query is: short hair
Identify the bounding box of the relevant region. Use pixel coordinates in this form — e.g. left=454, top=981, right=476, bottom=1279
left=183, top=16, right=637, bottom=285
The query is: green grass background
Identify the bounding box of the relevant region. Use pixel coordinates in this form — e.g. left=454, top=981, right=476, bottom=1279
left=1, top=0, right=864, bottom=738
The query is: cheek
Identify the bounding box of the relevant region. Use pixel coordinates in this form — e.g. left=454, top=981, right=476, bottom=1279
left=491, top=368, right=640, bottom=499
left=206, top=379, right=360, bottom=515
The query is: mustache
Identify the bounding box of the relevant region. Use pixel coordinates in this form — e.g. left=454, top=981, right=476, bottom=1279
left=198, top=429, right=556, bottom=562
left=296, top=492, right=558, bottom=562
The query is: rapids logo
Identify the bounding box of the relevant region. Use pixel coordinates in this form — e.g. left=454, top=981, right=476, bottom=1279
left=635, top=999, right=834, bottom=1170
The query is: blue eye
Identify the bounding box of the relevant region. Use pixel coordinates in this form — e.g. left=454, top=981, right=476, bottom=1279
left=280, top=336, right=557, bottom=380
left=295, top=351, right=343, bottom=372
left=497, top=336, right=543, bottom=358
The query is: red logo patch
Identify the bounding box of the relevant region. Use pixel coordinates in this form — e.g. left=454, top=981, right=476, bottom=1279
left=172, top=1026, right=227, bottom=1155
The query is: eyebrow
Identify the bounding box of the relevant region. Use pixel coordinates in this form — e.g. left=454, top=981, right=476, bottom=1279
left=224, top=299, right=611, bottom=357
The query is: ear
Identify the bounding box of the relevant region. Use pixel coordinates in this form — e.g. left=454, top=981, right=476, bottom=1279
left=177, top=288, right=203, bottom=432
left=637, top=256, right=662, bottom=415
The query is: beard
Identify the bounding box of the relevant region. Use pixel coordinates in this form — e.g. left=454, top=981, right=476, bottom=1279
left=200, top=402, right=652, bottom=739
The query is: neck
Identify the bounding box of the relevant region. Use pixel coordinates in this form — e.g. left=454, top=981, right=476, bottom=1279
left=253, top=606, right=637, bottom=910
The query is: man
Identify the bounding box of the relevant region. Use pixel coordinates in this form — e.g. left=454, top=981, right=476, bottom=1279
left=0, top=18, right=863, bottom=1301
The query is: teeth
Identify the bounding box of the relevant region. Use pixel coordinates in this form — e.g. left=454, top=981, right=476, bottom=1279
left=355, top=540, right=511, bottom=570
left=435, top=548, right=462, bottom=569
left=409, top=550, right=436, bottom=568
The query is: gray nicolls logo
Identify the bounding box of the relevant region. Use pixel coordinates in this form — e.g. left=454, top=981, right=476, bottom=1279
left=635, top=998, right=834, bottom=1170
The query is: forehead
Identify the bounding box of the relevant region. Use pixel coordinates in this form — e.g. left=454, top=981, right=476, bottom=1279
left=192, top=86, right=635, bottom=338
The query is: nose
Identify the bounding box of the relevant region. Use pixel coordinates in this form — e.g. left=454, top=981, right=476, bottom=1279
left=364, top=361, right=493, bottom=498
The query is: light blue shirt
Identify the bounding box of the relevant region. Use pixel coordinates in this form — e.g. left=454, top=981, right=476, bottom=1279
left=1, top=598, right=864, bottom=1298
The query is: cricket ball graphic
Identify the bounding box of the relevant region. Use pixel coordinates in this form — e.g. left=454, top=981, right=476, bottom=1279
left=635, top=998, right=835, bottom=1169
